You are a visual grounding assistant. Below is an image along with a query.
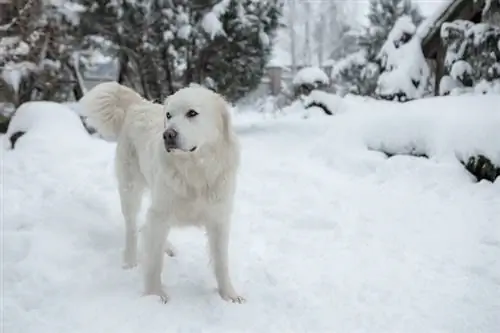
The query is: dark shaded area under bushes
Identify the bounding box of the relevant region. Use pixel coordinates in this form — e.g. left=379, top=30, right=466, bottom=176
left=370, top=146, right=499, bottom=182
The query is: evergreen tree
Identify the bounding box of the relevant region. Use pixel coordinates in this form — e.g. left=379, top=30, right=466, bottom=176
left=197, top=0, right=281, bottom=101
left=333, top=0, right=423, bottom=97
left=360, top=0, right=423, bottom=62
left=77, top=0, right=282, bottom=102
left=439, top=6, right=500, bottom=96
left=375, top=15, right=432, bottom=101
left=0, top=0, right=82, bottom=107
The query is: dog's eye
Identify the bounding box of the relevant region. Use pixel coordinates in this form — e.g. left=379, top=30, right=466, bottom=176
left=166, top=112, right=172, bottom=120
left=186, top=110, right=198, bottom=118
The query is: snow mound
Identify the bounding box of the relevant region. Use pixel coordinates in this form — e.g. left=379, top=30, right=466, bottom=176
left=4, top=101, right=88, bottom=150
left=302, top=90, right=344, bottom=116
left=292, top=66, right=329, bottom=86
left=323, top=95, right=500, bottom=166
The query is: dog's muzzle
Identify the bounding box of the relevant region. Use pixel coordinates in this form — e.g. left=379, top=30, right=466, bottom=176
left=163, top=128, right=178, bottom=152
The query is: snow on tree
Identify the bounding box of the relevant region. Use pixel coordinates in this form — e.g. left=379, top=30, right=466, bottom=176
left=332, top=0, right=423, bottom=98
left=358, top=0, right=423, bottom=62
left=0, top=0, right=85, bottom=107
left=331, top=50, right=379, bottom=97
left=77, top=0, right=282, bottom=102
left=197, top=0, right=282, bottom=101
left=439, top=5, right=500, bottom=96
left=376, top=15, right=432, bottom=102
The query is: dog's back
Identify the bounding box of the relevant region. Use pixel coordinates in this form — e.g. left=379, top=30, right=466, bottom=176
left=80, top=81, right=164, bottom=175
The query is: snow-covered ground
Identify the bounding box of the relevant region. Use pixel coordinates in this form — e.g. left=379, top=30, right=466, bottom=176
left=3, top=96, right=500, bottom=333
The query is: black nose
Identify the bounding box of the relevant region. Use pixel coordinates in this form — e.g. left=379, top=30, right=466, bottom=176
left=163, top=128, right=178, bottom=141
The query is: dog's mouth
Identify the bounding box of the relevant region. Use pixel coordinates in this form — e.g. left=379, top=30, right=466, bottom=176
left=165, top=145, right=197, bottom=153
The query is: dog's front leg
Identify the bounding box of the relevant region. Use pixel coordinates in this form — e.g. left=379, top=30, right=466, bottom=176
left=142, top=207, right=169, bottom=303
left=206, top=222, right=245, bottom=303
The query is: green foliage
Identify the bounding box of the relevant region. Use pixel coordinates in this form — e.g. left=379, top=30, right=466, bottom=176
left=77, top=0, right=282, bottom=102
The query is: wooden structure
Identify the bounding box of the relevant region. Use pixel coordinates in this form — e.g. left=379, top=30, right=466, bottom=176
left=0, top=0, right=12, bottom=24
left=421, top=0, right=492, bottom=95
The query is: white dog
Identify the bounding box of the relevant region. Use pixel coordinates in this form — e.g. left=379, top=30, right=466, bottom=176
left=80, top=82, right=244, bottom=303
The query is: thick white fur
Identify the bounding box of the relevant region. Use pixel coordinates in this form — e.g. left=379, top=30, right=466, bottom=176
left=80, top=82, right=244, bottom=303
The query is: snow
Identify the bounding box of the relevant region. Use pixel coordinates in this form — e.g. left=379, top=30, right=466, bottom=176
left=3, top=101, right=87, bottom=149
left=201, top=12, right=226, bottom=39
left=416, top=0, right=456, bottom=40
left=201, top=0, right=230, bottom=39
left=450, top=60, right=473, bottom=81
left=468, top=23, right=494, bottom=46
left=376, top=17, right=431, bottom=100
left=177, top=25, right=192, bottom=40
left=292, top=66, right=329, bottom=86
left=439, top=75, right=462, bottom=95
left=0, top=37, right=30, bottom=56
left=331, top=50, right=367, bottom=77
left=474, top=79, right=500, bottom=94
left=259, top=30, right=270, bottom=47
left=383, top=15, right=416, bottom=47
left=1, top=61, right=37, bottom=93
left=3, top=96, right=500, bottom=332
left=301, top=90, right=344, bottom=116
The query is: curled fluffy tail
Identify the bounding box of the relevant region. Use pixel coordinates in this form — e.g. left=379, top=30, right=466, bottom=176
left=79, top=81, right=144, bottom=140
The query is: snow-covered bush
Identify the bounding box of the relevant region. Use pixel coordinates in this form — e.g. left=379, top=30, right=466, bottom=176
left=332, top=50, right=380, bottom=97
left=439, top=16, right=500, bottom=96
left=301, top=90, right=344, bottom=116
left=324, top=94, right=500, bottom=181
left=376, top=15, right=432, bottom=102
left=292, top=66, right=329, bottom=97
left=4, top=101, right=89, bottom=150
left=332, top=0, right=423, bottom=98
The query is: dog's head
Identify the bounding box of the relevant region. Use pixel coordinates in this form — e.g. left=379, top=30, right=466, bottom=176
left=162, top=86, right=232, bottom=154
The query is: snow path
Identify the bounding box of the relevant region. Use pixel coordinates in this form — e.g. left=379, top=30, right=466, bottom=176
left=3, top=112, right=500, bottom=333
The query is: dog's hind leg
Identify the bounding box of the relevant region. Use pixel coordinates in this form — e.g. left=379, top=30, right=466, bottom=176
left=115, top=143, right=145, bottom=269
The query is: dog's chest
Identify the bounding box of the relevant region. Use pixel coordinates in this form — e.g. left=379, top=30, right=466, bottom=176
left=159, top=165, right=231, bottom=226
left=168, top=195, right=215, bottom=226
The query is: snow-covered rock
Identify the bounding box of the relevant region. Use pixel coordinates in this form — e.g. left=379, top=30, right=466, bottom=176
left=292, top=66, right=329, bottom=87
left=292, top=66, right=330, bottom=98
left=4, top=101, right=88, bottom=149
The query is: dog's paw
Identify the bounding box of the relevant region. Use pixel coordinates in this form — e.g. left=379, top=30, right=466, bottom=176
left=164, top=241, right=176, bottom=257
left=219, top=290, right=246, bottom=304
left=144, top=289, right=169, bottom=304
left=122, top=254, right=138, bottom=269
left=122, top=261, right=137, bottom=269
